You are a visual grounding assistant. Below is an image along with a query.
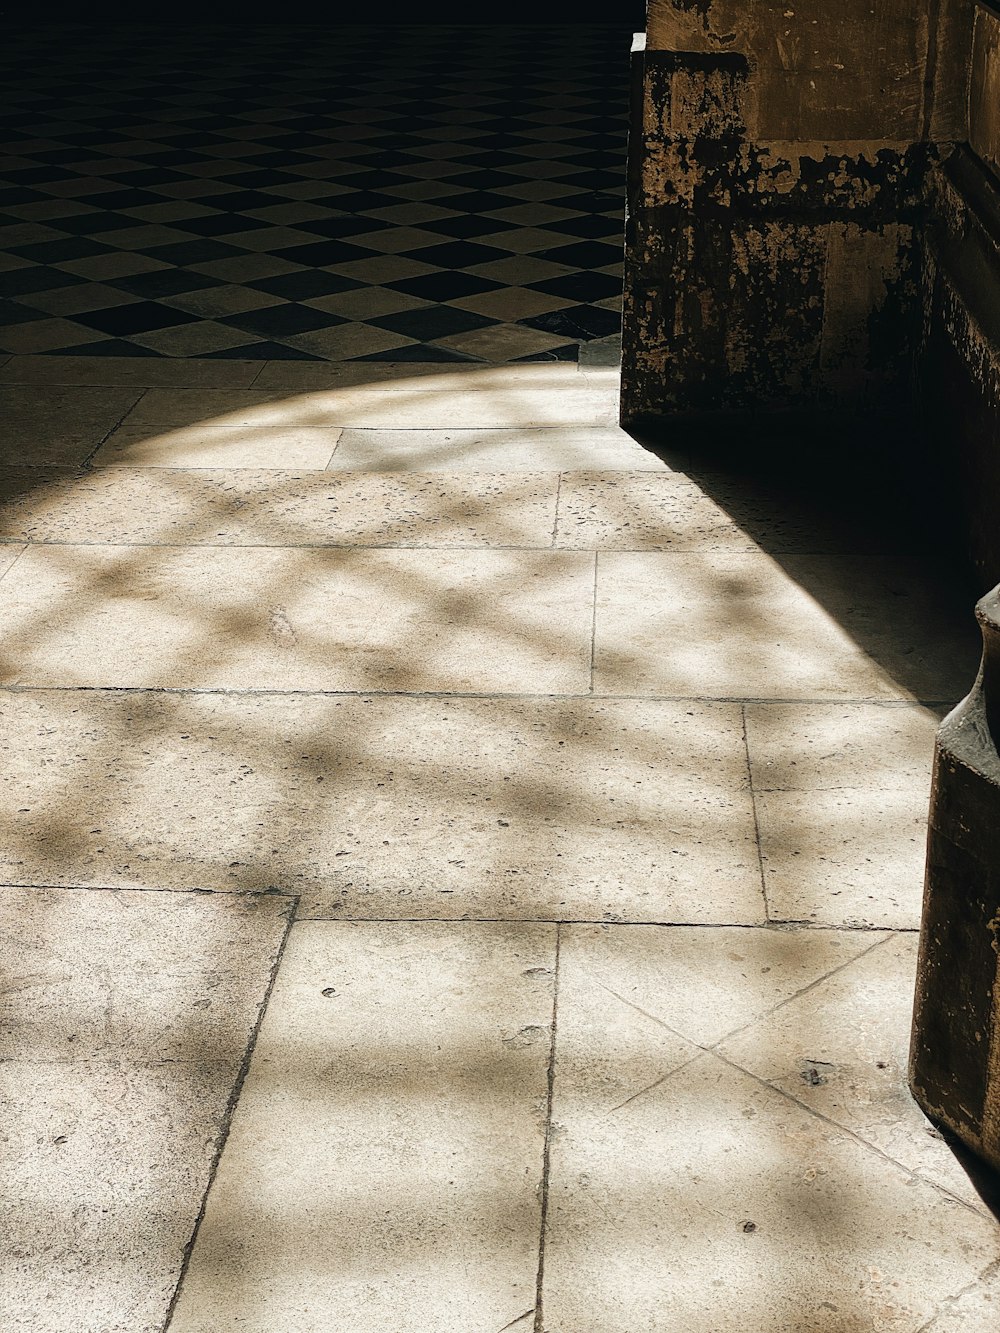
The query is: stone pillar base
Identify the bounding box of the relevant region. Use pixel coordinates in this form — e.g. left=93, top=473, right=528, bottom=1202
left=910, top=587, right=1000, bottom=1171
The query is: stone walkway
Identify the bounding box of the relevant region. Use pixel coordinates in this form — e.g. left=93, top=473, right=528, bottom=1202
left=1, top=351, right=999, bottom=1331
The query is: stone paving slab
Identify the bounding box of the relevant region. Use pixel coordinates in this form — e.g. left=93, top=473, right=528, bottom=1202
left=541, top=925, right=1000, bottom=1333
left=0, top=546, right=595, bottom=694
left=718, top=932, right=989, bottom=1214
left=167, top=921, right=554, bottom=1333
left=93, top=422, right=343, bottom=469
left=0, top=387, right=142, bottom=468
left=0, top=885, right=291, bottom=1333
left=0, top=468, right=561, bottom=548
left=593, top=551, right=979, bottom=702
left=101, top=378, right=618, bottom=437
left=0, top=693, right=762, bottom=924
left=745, top=703, right=941, bottom=927
left=552, top=470, right=908, bottom=552
left=0, top=356, right=263, bottom=389
left=327, top=428, right=669, bottom=472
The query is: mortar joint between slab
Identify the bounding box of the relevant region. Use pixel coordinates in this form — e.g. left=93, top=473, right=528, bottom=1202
left=324, top=425, right=344, bottom=468
left=159, top=892, right=299, bottom=1332
left=913, top=1256, right=1000, bottom=1333
left=549, top=471, right=563, bottom=549
left=740, top=702, right=771, bottom=923
left=79, top=389, right=148, bottom=473
left=533, top=922, right=562, bottom=1333
left=587, top=551, right=598, bottom=695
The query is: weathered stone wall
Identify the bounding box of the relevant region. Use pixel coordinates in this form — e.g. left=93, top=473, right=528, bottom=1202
left=918, top=5, right=1000, bottom=585
left=621, top=0, right=974, bottom=426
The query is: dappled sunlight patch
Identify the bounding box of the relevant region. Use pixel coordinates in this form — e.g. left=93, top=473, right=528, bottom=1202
left=90, top=366, right=620, bottom=463
left=543, top=927, right=999, bottom=1332
left=0, top=694, right=761, bottom=924
left=95, top=422, right=343, bottom=470
left=0, top=887, right=288, bottom=1330
left=0, top=546, right=595, bottom=694
left=166, top=922, right=553, bottom=1333
left=593, top=550, right=973, bottom=703
left=0, top=467, right=563, bottom=548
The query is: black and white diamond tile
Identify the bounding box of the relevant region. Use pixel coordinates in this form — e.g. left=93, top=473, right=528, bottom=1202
left=0, top=23, right=628, bottom=361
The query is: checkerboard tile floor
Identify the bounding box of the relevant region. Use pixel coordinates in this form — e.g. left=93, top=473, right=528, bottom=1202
left=0, top=23, right=628, bottom=362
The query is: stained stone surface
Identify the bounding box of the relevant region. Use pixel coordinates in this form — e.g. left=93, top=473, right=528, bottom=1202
left=0, top=885, right=291, bottom=1333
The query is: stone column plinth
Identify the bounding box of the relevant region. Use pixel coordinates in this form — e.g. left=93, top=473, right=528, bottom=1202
left=910, top=585, right=1000, bottom=1171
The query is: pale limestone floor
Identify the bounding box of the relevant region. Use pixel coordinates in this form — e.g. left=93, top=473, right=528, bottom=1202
left=0, top=354, right=997, bottom=1332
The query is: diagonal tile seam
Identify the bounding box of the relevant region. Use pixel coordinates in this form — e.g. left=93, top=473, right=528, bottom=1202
left=588, top=931, right=894, bottom=1119
left=740, top=702, right=770, bottom=923
left=533, top=920, right=562, bottom=1333
left=583, top=978, right=712, bottom=1115
left=585, top=1015, right=995, bottom=1225
left=580, top=929, right=997, bottom=1222
left=495, top=1307, right=535, bottom=1333
left=710, top=1045, right=997, bottom=1223
left=159, top=889, right=299, bottom=1333
left=79, top=387, right=148, bottom=470
left=913, top=1258, right=1000, bottom=1333
left=0, top=543, right=30, bottom=591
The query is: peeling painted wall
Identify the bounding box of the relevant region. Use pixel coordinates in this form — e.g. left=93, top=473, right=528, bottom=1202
left=918, top=7, right=1000, bottom=584
left=621, top=0, right=974, bottom=426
